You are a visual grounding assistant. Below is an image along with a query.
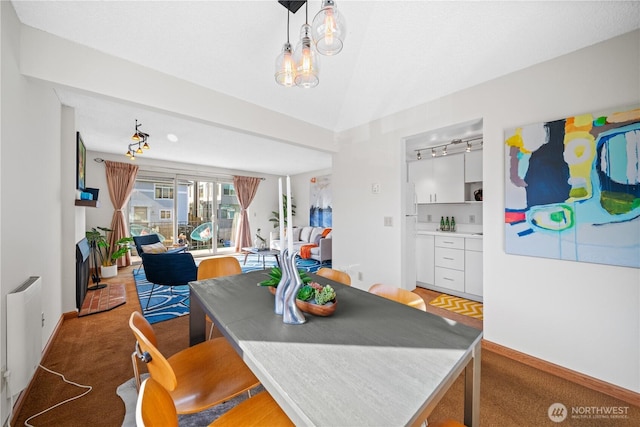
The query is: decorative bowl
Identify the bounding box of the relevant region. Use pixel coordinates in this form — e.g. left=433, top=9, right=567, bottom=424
left=295, top=299, right=337, bottom=317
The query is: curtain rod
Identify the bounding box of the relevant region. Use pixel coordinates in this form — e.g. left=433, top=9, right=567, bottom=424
left=93, top=157, right=266, bottom=180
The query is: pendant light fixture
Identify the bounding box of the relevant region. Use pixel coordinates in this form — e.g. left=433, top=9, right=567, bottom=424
left=275, top=9, right=297, bottom=87
left=293, top=1, right=320, bottom=88
left=311, top=0, right=347, bottom=56
left=125, top=119, right=150, bottom=161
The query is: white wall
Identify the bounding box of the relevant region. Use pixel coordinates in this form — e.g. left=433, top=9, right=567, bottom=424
left=333, top=30, right=640, bottom=393
left=1, top=2, right=65, bottom=421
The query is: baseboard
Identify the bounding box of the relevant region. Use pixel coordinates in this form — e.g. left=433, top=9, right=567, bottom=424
left=10, top=311, right=76, bottom=427
left=482, top=340, right=640, bottom=406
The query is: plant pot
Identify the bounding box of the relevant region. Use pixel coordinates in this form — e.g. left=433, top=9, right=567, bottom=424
left=101, top=264, right=117, bottom=278
left=295, top=299, right=337, bottom=317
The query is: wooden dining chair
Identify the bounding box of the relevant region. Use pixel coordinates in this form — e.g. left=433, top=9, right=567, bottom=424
left=129, top=311, right=260, bottom=413
left=197, top=256, right=242, bottom=280
left=368, top=284, right=427, bottom=311
left=136, top=377, right=293, bottom=427
left=197, top=256, right=242, bottom=339
left=136, top=377, right=179, bottom=427
left=316, top=267, right=351, bottom=286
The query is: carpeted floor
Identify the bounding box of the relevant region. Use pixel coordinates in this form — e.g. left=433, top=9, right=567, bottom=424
left=13, top=265, right=638, bottom=426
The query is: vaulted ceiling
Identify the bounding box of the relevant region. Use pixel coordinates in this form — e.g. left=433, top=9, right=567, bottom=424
left=11, top=1, right=640, bottom=175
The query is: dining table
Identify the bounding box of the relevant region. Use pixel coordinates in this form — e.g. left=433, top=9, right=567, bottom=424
left=189, top=270, right=482, bottom=426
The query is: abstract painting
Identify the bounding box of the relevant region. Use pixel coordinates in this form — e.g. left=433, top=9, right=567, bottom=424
left=309, top=175, right=332, bottom=228
left=504, top=107, right=640, bottom=268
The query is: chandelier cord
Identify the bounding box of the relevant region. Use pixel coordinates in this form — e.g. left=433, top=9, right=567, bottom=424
left=287, top=9, right=290, bottom=43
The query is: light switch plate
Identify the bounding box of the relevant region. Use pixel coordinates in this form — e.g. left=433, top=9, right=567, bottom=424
left=371, top=183, right=380, bottom=194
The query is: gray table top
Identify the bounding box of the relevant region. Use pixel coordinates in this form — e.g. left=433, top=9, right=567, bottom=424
left=190, top=270, right=482, bottom=426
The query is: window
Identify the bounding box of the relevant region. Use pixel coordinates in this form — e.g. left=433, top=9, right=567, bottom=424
left=133, top=207, right=149, bottom=223
left=155, top=184, right=174, bottom=200
left=159, top=209, right=172, bottom=221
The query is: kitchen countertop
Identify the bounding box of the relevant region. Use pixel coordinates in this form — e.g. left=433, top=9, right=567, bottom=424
left=416, top=230, right=483, bottom=239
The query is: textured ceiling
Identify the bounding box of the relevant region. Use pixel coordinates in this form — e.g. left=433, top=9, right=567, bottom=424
left=11, top=0, right=640, bottom=174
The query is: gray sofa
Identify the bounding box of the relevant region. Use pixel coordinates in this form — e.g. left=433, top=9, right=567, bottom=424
left=270, top=226, right=332, bottom=262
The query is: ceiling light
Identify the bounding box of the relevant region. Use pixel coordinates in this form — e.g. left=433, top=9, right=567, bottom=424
left=275, top=9, right=297, bottom=87
left=415, top=136, right=483, bottom=158
left=125, top=119, right=150, bottom=160
left=293, top=3, right=320, bottom=88
left=167, top=133, right=178, bottom=143
left=312, top=0, right=347, bottom=56
left=417, top=151, right=422, bottom=160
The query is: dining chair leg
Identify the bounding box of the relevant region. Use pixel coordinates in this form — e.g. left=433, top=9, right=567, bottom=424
left=131, top=351, right=141, bottom=392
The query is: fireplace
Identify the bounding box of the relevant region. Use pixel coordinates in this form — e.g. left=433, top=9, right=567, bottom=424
left=76, top=237, right=90, bottom=309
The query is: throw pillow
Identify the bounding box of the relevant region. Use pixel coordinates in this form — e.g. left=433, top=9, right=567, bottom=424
left=309, top=227, right=324, bottom=244
left=300, top=226, right=314, bottom=243
left=141, top=242, right=167, bottom=254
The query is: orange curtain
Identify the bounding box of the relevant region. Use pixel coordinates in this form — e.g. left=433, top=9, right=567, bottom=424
left=105, top=160, right=139, bottom=266
left=233, top=176, right=261, bottom=252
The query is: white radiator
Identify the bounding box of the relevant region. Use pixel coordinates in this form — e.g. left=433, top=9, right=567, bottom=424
left=7, top=276, right=42, bottom=396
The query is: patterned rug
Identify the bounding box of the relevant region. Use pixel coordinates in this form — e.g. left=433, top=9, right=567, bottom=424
left=429, top=294, right=484, bottom=320
left=78, top=283, right=126, bottom=317
left=134, top=254, right=331, bottom=324
left=133, top=270, right=190, bottom=325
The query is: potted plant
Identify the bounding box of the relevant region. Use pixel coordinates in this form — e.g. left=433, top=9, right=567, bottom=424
left=86, top=227, right=133, bottom=278
left=269, top=195, right=296, bottom=231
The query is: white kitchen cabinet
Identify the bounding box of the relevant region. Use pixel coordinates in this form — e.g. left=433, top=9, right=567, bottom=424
left=465, top=238, right=483, bottom=299
left=408, top=154, right=464, bottom=203
left=417, top=232, right=483, bottom=302
left=408, top=160, right=434, bottom=204
left=416, top=234, right=434, bottom=285
left=465, top=150, right=483, bottom=183
left=434, top=235, right=465, bottom=292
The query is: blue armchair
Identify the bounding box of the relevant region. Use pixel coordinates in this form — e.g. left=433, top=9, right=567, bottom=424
left=132, top=234, right=186, bottom=273
left=139, top=252, right=197, bottom=310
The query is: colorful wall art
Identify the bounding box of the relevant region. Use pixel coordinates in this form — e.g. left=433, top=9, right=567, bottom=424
left=504, top=107, right=640, bottom=268
left=309, top=175, right=332, bottom=228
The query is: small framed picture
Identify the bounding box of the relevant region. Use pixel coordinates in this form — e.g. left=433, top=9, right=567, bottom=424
left=76, top=132, right=86, bottom=190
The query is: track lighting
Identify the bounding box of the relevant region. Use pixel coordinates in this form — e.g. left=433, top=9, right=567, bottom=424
left=414, top=136, right=483, bottom=159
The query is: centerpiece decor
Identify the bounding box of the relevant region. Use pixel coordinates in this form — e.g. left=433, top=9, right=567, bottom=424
left=283, top=250, right=306, bottom=324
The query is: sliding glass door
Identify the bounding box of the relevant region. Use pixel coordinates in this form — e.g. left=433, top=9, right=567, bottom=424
left=129, top=174, right=239, bottom=258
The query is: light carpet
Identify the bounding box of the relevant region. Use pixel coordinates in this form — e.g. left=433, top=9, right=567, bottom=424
left=116, top=376, right=263, bottom=427
left=429, top=294, right=484, bottom=320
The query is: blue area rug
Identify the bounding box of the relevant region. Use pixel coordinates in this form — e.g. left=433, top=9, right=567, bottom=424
left=133, top=270, right=190, bottom=325
left=236, top=253, right=330, bottom=273
left=134, top=254, right=331, bottom=324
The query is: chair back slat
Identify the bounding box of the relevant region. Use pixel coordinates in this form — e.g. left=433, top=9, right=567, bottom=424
left=368, top=284, right=427, bottom=311
left=316, top=268, right=351, bottom=286
left=197, top=257, right=242, bottom=280
left=129, top=312, right=178, bottom=392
